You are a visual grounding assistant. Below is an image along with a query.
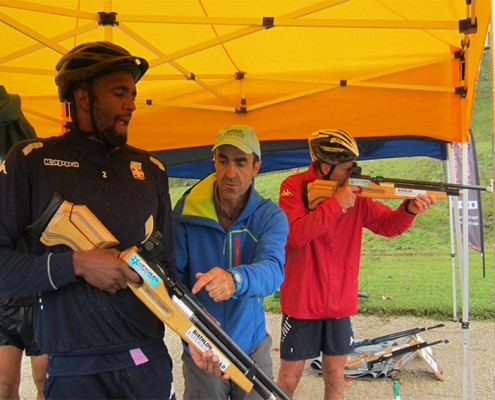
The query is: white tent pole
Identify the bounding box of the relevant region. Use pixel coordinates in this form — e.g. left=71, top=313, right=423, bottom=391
left=444, top=155, right=458, bottom=322
left=459, top=0, right=489, bottom=395
left=461, top=140, right=474, bottom=400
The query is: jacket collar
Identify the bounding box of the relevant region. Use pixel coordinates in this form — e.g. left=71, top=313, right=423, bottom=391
left=179, top=173, right=263, bottom=224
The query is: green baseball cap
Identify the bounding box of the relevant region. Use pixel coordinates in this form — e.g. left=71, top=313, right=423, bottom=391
left=212, top=124, right=261, bottom=159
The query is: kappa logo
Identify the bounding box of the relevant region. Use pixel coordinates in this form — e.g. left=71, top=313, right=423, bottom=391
left=44, top=158, right=79, bottom=168
left=0, top=160, right=6, bottom=175
left=280, top=188, right=293, bottom=197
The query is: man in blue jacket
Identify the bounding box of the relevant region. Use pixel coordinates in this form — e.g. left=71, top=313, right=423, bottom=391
left=173, top=124, right=289, bottom=399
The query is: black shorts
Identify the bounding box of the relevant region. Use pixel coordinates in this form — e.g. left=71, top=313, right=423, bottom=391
left=0, top=303, right=43, bottom=356
left=280, top=314, right=355, bottom=361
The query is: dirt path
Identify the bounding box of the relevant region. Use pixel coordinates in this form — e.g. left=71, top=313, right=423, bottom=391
left=20, top=313, right=494, bottom=399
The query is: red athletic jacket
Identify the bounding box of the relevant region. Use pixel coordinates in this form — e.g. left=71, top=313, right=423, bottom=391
left=279, top=163, right=416, bottom=319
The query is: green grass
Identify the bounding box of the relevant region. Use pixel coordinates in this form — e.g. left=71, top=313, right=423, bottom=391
left=264, top=248, right=495, bottom=321
left=169, top=49, right=495, bottom=321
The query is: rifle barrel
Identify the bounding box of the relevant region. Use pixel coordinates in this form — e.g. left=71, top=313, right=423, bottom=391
left=355, top=323, right=445, bottom=347
left=353, top=174, right=490, bottom=194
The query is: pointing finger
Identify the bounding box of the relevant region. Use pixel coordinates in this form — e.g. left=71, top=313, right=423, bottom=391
left=192, top=272, right=215, bottom=294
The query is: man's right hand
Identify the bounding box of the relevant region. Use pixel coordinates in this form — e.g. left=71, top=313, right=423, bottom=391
left=191, top=267, right=236, bottom=302
left=334, top=185, right=361, bottom=212
left=72, top=249, right=141, bottom=293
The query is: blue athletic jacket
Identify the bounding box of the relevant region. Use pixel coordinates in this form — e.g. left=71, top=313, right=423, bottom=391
left=173, top=173, right=288, bottom=353
left=0, top=130, right=177, bottom=372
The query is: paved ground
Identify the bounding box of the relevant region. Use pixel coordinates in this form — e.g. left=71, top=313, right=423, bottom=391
left=20, top=312, right=494, bottom=399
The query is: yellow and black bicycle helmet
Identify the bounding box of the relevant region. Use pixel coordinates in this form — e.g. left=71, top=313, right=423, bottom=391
left=55, top=41, right=148, bottom=102
left=309, top=129, right=359, bottom=165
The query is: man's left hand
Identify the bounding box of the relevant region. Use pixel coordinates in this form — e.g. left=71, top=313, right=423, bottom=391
left=407, top=194, right=436, bottom=215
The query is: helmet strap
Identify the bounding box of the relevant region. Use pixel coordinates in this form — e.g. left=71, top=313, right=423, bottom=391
left=87, top=83, right=98, bottom=135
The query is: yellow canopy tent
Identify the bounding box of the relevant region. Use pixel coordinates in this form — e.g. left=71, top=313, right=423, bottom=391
left=0, top=1, right=490, bottom=164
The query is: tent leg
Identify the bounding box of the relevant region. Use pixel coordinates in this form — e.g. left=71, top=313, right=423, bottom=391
left=462, top=323, right=475, bottom=400
left=445, top=156, right=458, bottom=322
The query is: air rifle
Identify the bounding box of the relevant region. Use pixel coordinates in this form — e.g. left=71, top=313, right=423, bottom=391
left=304, top=165, right=492, bottom=210
left=29, top=193, right=289, bottom=400
left=354, top=323, right=445, bottom=348
left=346, top=338, right=449, bottom=370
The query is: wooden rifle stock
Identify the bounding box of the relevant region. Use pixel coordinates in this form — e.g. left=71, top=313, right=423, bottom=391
left=36, top=194, right=118, bottom=251
left=36, top=194, right=289, bottom=400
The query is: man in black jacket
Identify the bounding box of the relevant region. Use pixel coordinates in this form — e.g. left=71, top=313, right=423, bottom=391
left=0, top=42, right=177, bottom=399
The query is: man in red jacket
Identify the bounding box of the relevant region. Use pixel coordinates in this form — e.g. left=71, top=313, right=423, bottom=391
left=276, top=129, right=435, bottom=399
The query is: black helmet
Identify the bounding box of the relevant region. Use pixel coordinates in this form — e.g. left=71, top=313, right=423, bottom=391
left=55, top=41, right=149, bottom=102
left=309, top=129, right=359, bottom=165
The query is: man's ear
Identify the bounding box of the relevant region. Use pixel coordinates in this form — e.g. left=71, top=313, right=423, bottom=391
left=319, top=162, right=331, bottom=176
left=73, top=88, right=90, bottom=111
left=253, top=159, right=262, bottom=177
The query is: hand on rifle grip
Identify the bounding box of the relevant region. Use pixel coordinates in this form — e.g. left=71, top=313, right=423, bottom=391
left=72, top=248, right=141, bottom=294
left=335, top=185, right=359, bottom=211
